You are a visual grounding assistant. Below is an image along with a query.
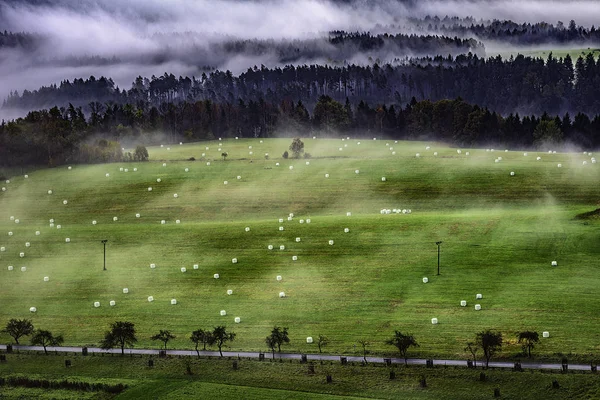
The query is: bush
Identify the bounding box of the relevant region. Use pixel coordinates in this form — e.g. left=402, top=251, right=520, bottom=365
left=282, top=151, right=289, bottom=159
left=304, top=153, right=312, bottom=159
left=134, top=146, right=149, bottom=162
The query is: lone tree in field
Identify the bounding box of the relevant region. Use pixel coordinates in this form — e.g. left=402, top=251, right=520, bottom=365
left=212, top=326, right=236, bottom=357
left=265, top=326, right=290, bottom=358
left=464, top=341, right=479, bottom=367
left=386, top=331, right=419, bottom=365
left=357, top=339, right=370, bottom=364
left=30, top=330, right=64, bottom=355
left=476, top=330, right=503, bottom=368
left=221, top=152, right=228, bottom=161
left=100, top=321, right=137, bottom=356
left=289, top=138, right=305, bottom=159
left=517, top=331, right=540, bottom=358
left=151, top=330, right=176, bottom=351
left=190, top=329, right=213, bottom=357
left=317, top=334, right=329, bottom=353
left=4, top=319, right=34, bottom=344
left=133, top=145, right=149, bottom=161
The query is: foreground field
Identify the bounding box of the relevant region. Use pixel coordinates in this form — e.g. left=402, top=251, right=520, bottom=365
left=0, top=139, right=599, bottom=361
left=2, top=353, right=600, bottom=400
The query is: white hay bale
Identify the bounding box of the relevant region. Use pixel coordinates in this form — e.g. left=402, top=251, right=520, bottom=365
left=344, top=144, right=348, bottom=148
left=0, top=245, right=4, bottom=251
left=292, top=255, right=298, bottom=261
left=119, top=167, right=124, bottom=172
left=174, top=193, right=178, bottom=198
left=524, top=152, right=528, bottom=156
left=466, top=152, right=470, bottom=156
left=433, top=152, right=438, bottom=156
left=328, top=240, right=334, bottom=245
left=3, top=186, right=8, bottom=191
left=106, top=173, right=110, bottom=177
left=306, top=161, right=310, bottom=165
left=325, top=173, right=329, bottom=178
left=339, top=147, right=343, bottom=151
left=542, top=331, right=549, bottom=338
left=150, top=263, right=156, bottom=269
left=279, top=226, right=284, bottom=231
left=56, top=224, right=61, bottom=229
left=289, top=166, right=294, bottom=170
left=35, top=231, right=40, bottom=236
left=8, top=231, right=13, bottom=236
left=94, top=301, right=100, bottom=307
left=237, top=176, right=241, bottom=180
left=557, top=164, right=562, bottom=168
left=24, top=174, right=29, bottom=178
left=92, top=220, right=97, bottom=225
left=185, top=168, right=189, bottom=172
left=415, top=153, right=420, bottom=157
left=275, top=163, right=279, bottom=166
left=65, top=238, right=70, bottom=243
left=280, top=245, right=285, bottom=250
left=381, top=176, right=387, bottom=182
left=113, top=217, right=118, bottom=222
left=296, top=237, right=301, bottom=242
left=268, top=245, right=273, bottom=250
left=422, top=277, right=428, bottom=283
left=536, top=157, right=541, bottom=161
left=431, top=318, right=438, bottom=325
left=232, top=258, right=238, bottom=264
left=49, top=223, right=54, bottom=228
left=193, top=264, right=199, bottom=270
left=460, top=300, right=467, bottom=307
left=20, top=252, right=25, bottom=257
left=299, top=219, right=304, bottom=224
left=162, top=163, right=167, bottom=167
left=224, top=181, right=228, bottom=185
left=161, top=145, right=164, bottom=147
left=494, top=159, right=499, bottom=163
left=176, top=219, right=181, bottom=224
left=63, top=200, right=68, bottom=205
left=148, top=296, right=154, bottom=302
left=220, top=310, right=227, bottom=316
left=167, top=148, right=170, bottom=151
left=357, top=141, right=361, bottom=145
left=124, top=168, right=129, bottom=172
left=206, top=162, right=211, bottom=166
left=14, top=219, right=19, bottom=224
left=279, top=292, right=286, bottom=298
left=234, top=317, right=241, bottom=323
left=457, top=149, right=462, bottom=154
left=135, top=213, right=141, bottom=218
left=426, top=146, right=431, bottom=150
left=583, top=161, right=588, bottom=165
left=161, top=220, right=166, bottom=225
left=551, top=261, right=557, bottom=266
left=249, top=151, right=253, bottom=155
left=29, top=306, right=37, bottom=313
left=344, top=228, right=350, bottom=233
left=148, top=187, right=153, bottom=191
left=306, top=218, right=311, bottom=223
left=20, top=266, right=26, bottom=272
left=346, top=212, right=351, bottom=217
left=476, top=293, right=482, bottom=299
left=110, top=300, right=116, bottom=306
left=8, top=265, right=13, bottom=271
left=355, top=169, right=359, bottom=174
left=278, top=218, right=284, bottom=223
left=491, top=149, right=495, bottom=152
left=510, top=172, right=515, bottom=176
left=181, top=267, right=186, bottom=273
left=24, top=242, right=30, bottom=248
left=49, top=218, right=54, bottom=223
left=227, top=289, right=233, bottom=295
left=123, top=288, right=129, bottom=294
left=307, top=337, right=313, bottom=343
left=214, top=273, right=220, bottom=279
left=474, top=304, right=481, bottom=311
left=9, top=216, right=14, bottom=221
left=287, top=216, right=292, bottom=221
left=171, top=299, right=177, bottom=305
left=157, top=178, right=162, bottom=183
left=48, top=190, right=53, bottom=195
left=276, top=275, right=282, bottom=281
left=548, top=150, right=552, bottom=154
left=133, top=168, right=137, bottom=172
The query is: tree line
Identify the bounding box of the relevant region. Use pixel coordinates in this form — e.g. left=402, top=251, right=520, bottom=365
left=5, top=51, right=600, bottom=117
left=2, top=95, right=599, bottom=168
left=2, top=318, right=543, bottom=368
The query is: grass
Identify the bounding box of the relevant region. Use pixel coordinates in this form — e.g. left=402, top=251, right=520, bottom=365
left=0, top=139, right=599, bottom=363
left=2, top=353, right=600, bottom=399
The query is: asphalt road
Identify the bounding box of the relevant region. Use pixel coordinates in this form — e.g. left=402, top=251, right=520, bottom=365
left=0, top=344, right=592, bottom=371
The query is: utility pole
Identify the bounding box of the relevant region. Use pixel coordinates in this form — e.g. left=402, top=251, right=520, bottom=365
left=436, top=241, right=443, bottom=275
left=101, top=240, right=108, bottom=271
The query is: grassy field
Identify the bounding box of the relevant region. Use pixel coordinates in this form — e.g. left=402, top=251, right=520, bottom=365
left=2, top=353, right=600, bottom=399
left=0, top=139, right=599, bottom=363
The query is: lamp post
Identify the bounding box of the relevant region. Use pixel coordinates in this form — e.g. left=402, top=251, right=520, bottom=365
left=436, top=241, right=443, bottom=275
left=101, top=240, right=108, bottom=271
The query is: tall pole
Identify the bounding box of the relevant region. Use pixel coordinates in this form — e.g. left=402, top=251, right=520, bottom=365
left=436, top=241, right=442, bottom=275
left=101, top=240, right=108, bottom=271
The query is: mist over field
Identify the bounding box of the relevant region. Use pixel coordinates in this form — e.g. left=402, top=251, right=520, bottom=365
left=1, top=0, right=599, bottom=103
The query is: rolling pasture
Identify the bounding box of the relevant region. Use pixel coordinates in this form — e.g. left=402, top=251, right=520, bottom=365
left=0, top=138, right=599, bottom=359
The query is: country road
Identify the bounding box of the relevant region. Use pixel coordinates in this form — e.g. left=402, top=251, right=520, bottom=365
left=0, top=344, right=593, bottom=371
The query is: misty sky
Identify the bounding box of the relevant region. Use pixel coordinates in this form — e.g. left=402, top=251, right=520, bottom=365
left=1, top=0, right=599, bottom=112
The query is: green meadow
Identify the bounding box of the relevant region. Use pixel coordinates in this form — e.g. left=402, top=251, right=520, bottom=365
left=0, top=138, right=599, bottom=361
